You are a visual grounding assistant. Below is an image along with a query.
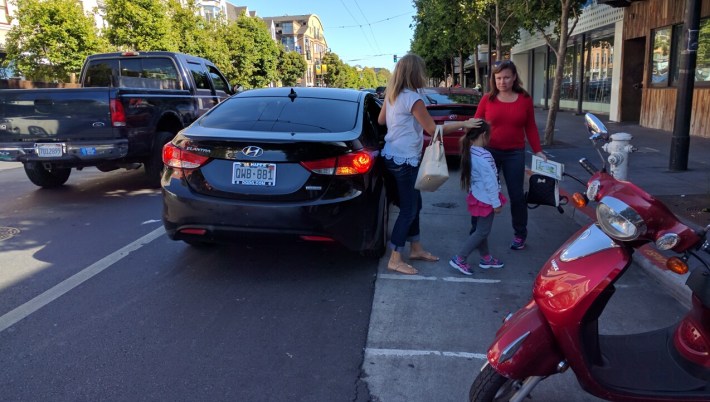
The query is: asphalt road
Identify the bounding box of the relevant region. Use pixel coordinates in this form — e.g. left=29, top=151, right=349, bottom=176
left=0, top=161, right=691, bottom=402
left=0, top=165, right=375, bottom=401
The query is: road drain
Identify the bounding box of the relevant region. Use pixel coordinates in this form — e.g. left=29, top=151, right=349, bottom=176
left=0, top=227, right=20, bottom=241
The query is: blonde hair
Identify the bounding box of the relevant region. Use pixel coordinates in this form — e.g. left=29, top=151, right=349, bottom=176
left=385, top=54, right=427, bottom=104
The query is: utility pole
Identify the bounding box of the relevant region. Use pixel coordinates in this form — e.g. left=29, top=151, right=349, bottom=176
left=669, top=0, right=701, bottom=171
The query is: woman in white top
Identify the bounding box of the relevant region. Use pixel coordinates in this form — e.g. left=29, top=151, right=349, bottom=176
left=377, top=53, right=481, bottom=275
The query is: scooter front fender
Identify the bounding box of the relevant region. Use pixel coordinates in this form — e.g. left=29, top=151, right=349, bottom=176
left=487, top=299, right=564, bottom=379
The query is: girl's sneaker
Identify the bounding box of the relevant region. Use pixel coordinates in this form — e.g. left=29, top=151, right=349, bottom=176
left=449, top=256, right=473, bottom=275
left=479, top=256, right=504, bottom=269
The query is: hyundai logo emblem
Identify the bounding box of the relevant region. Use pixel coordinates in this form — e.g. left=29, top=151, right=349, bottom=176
left=449, top=114, right=458, bottom=120
left=241, top=146, right=264, bottom=157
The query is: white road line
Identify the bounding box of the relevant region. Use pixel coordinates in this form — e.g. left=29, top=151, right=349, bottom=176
left=0, top=226, right=165, bottom=333
left=365, top=348, right=487, bottom=360
left=379, top=273, right=500, bottom=284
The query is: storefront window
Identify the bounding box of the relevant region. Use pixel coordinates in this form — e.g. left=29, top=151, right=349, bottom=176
left=696, top=18, right=710, bottom=83
left=653, top=19, right=709, bottom=87
left=651, top=26, right=672, bottom=85
left=547, top=30, right=614, bottom=108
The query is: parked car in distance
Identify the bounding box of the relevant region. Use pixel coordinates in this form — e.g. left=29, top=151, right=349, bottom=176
left=375, top=86, right=386, bottom=99
left=161, top=87, right=390, bottom=257
left=418, top=87, right=482, bottom=157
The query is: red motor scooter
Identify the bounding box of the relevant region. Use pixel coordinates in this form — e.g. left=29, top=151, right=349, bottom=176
left=469, top=113, right=710, bottom=401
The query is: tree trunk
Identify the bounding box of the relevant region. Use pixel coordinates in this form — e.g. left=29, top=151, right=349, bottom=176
left=459, top=49, right=464, bottom=87
left=474, top=47, right=481, bottom=87
left=543, top=1, right=572, bottom=146
left=495, top=1, right=503, bottom=61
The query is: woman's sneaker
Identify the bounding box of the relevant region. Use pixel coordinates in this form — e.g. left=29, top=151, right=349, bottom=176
left=449, top=256, right=473, bottom=275
left=511, top=237, right=526, bottom=250
left=479, top=256, right=504, bottom=269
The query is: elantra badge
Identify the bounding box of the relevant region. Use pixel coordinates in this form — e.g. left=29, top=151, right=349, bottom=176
left=241, top=146, right=264, bottom=157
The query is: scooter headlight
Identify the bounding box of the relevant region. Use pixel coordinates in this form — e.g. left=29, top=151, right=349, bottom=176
left=596, top=196, right=646, bottom=241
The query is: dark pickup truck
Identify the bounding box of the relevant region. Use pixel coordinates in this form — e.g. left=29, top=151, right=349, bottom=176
left=0, top=51, right=234, bottom=187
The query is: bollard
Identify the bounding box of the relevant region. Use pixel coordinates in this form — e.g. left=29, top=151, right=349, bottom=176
left=601, top=132, right=636, bottom=181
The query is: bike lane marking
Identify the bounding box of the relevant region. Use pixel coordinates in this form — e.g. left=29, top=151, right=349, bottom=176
left=378, top=273, right=501, bottom=283
left=0, top=226, right=165, bottom=333
left=365, top=348, right=486, bottom=360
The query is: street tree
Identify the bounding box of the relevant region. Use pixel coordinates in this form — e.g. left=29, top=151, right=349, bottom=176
left=279, top=50, right=307, bottom=87
left=360, top=67, right=378, bottom=89
left=375, top=68, right=391, bottom=86
left=473, top=0, right=522, bottom=64
left=4, top=0, right=109, bottom=82
left=322, top=52, right=348, bottom=88
left=103, top=0, right=178, bottom=51
left=412, top=0, right=489, bottom=87
left=516, top=0, right=586, bottom=145
left=221, top=14, right=280, bottom=88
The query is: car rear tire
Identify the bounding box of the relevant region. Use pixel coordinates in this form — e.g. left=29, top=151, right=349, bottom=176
left=24, top=162, right=71, bottom=188
left=144, top=131, right=174, bottom=188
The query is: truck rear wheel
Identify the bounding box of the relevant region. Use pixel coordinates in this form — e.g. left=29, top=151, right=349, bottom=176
left=24, top=162, right=71, bottom=188
left=144, top=131, right=174, bottom=187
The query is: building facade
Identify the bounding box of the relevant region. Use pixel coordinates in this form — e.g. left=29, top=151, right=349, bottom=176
left=621, top=0, right=710, bottom=137
left=512, top=0, right=710, bottom=138
left=261, top=14, right=328, bottom=87
left=511, top=1, right=625, bottom=120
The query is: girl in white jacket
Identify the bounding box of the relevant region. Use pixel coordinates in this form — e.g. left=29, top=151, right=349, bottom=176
left=449, top=121, right=506, bottom=275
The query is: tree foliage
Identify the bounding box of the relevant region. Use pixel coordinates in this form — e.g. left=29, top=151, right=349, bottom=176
left=412, top=0, right=494, bottom=86
left=4, top=0, right=109, bottom=82
left=220, top=13, right=281, bottom=89
left=3, top=0, right=388, bottom=88
left=103, top=0, right=178, bottom=51
left=279, top=50, right=308, bottom=87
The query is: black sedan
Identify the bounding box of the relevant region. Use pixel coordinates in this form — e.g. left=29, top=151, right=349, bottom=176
left=161, top=87, right=389, bottom=257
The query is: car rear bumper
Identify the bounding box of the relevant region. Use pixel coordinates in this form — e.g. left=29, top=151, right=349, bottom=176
left=161, top=178, right=384, bottom=252
left=0, top=140, right=129, bottom=163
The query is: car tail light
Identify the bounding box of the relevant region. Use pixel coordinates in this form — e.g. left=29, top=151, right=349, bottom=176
left=301, top=150, right=375, bottom=175
left=162, top=143, right=210, bottom=169
left=110, top=99, right=126, bottom=127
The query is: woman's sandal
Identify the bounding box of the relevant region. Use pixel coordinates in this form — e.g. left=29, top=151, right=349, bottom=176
left=387, top=261, right=418, bottom=275
left=409, top=251, right=440, bottom=262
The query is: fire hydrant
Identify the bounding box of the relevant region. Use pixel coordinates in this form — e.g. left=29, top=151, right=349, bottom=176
left=601, top=132, right=636, bottom=181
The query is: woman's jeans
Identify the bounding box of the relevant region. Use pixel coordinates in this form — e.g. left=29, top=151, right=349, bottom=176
left=384, top=158, right=422, bottom=252
left=470, top=148, right=527, bottom=239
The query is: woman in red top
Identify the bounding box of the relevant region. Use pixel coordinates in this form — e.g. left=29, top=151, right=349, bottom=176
left=474, top=60, right=546, bottom=250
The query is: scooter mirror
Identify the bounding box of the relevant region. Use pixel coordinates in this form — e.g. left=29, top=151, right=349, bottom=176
left=584, top=113, right=609, bottom=142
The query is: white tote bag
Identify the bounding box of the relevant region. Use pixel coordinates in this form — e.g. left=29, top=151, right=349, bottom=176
left=414, top=125, right=448, bottom=192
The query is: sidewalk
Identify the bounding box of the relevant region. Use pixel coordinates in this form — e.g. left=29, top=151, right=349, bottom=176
left=534, top=108, right=710, bottom=308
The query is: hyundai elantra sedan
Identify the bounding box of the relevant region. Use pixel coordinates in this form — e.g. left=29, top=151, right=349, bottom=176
left=161, top=87, right=389, bottom=257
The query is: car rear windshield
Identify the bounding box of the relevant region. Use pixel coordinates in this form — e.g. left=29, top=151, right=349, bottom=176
left=421, top=92, right=481, bottom=105
left=198, top=97, right=358, bottom=133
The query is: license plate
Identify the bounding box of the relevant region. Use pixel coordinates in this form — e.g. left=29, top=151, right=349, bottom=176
left=232, top=162, right=276, bottom=186
left=35, top=143, right=64, bottom=157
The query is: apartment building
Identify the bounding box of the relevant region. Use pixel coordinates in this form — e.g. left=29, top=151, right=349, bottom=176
left=262, top=14, right=328, bottom=87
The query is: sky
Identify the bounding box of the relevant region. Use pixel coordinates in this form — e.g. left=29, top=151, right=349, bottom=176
left=232, top=0, right=417, bottom=71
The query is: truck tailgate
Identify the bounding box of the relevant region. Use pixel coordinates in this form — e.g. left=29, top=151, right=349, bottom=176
left=0, top=88, right=117, bottom=141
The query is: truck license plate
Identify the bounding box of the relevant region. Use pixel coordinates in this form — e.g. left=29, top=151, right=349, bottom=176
left=35, top=143, right=64, bottom=157
left=232, top=162, right=276, bottom=186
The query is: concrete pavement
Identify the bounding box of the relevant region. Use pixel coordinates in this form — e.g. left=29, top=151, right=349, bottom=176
left=363, top=109, right=709, bottom=401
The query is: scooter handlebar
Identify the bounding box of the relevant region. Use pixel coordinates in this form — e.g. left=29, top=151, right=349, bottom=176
left=579, top=158, right=599, bottom=176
